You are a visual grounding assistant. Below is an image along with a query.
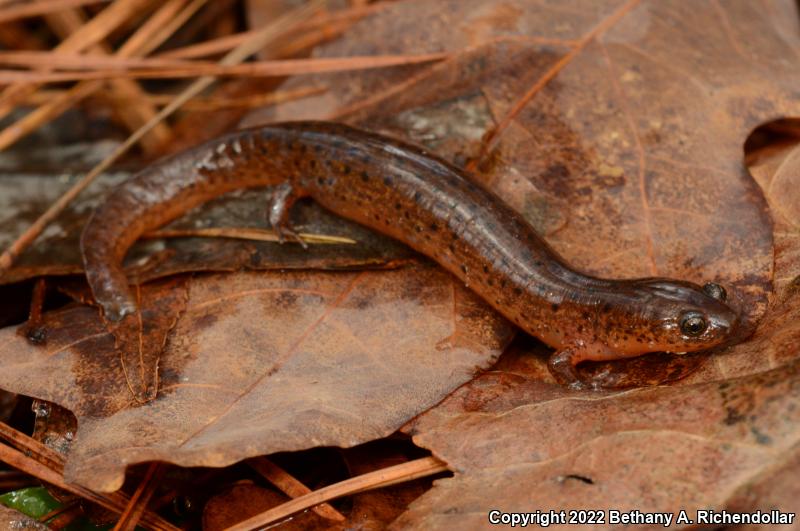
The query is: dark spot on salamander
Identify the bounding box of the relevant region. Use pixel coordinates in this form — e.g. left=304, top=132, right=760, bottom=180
left=342, top=164, right=351, bottom=174
left=724, top=406, right=746, bottom=425
left=395, top=202, right=402, bottom=210
left=551, top=303, right=559, bottom=311
left=361, top=171, right=369, bottom=182
left=460, top=264, right=468, bottom=274
left=483, top=265, right=489, bottom=273
left=602, top=302, right=613, bottom=313
left=317, top=177, right=325, bottom=185
left=413, top=191, right=422, bottom=203
left=429, top=223, right=438, bottom=231
left=383, top=176, right=393, bottom=185
left=415, top=225, right=423, bottom=232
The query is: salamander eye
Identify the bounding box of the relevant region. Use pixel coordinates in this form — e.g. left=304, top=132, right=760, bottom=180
left=702, top=282, right=727, bottom=301
left=679, top=311, right=707, bottom=336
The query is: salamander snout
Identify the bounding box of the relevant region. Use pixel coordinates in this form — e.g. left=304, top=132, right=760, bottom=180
left=637, top=279, right=741, bottom=354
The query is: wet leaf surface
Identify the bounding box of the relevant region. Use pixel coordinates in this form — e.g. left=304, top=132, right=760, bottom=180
left=0, top=265, right=513, bottom=492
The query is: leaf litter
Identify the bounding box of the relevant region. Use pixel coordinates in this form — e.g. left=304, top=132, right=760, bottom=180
left=0, top=0, right=799, bottom=527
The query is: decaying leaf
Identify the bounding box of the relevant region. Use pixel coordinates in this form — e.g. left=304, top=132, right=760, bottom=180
left=0, top=265, right=513, bottom=492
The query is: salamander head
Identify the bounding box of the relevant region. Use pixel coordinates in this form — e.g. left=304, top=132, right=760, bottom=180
left=623, top=279, right=740, bottom=355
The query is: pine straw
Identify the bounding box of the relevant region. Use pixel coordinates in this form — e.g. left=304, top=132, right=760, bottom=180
left=22, top=85, right=326, bottom=110
left=0, top=51, right=447, bottom=82
left=0, top=422, right=178, bottom=531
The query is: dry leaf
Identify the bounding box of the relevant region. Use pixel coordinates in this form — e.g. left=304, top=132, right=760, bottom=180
left=0, top=265, right=512, bottom=492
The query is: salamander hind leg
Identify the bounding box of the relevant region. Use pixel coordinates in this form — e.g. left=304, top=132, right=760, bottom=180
left=268, top=182, right=309, bottom=249
left=548, top=345, right=590, bottom=390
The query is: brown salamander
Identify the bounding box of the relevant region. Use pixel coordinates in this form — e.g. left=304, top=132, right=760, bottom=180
left=81, top=121, right=740, bottom=388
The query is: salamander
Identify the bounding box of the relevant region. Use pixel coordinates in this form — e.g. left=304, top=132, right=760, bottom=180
left=80, top=121, right=740, bottom=389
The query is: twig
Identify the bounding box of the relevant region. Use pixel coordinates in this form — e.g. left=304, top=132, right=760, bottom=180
left=138, top=0, right=208, bottom=57
left=38, top=502, right=83, bottom=528
left=23, top=85, right=325, bottom=110
left=0, top=50, right=215, bottom=69
left=225, top=457, right=449, bottom=531
left=0, top=52, right=447, bottom=82
left=0, top=421, right=64, bottom=472
left=0, top=0, right=325, bottom=271
left=112, top=463, right=164, bottom=531
left=144, top=227, right=356, bottom=245
left=248, top=457, right=345, bottom=522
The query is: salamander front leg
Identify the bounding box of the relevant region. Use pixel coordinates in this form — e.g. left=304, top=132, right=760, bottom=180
left=268, top=182, right=308, bottom=249
left=548, top=345, right=590, bottom=390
